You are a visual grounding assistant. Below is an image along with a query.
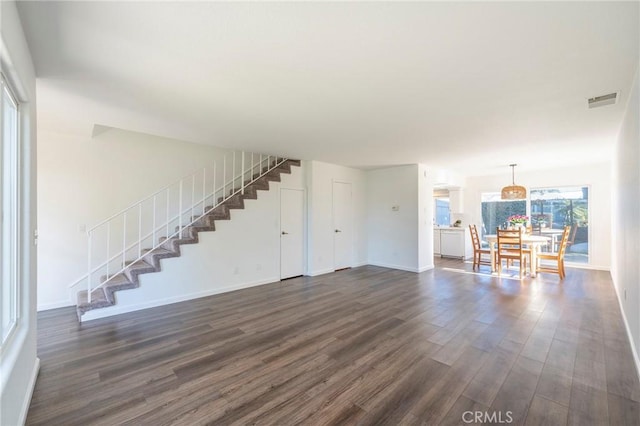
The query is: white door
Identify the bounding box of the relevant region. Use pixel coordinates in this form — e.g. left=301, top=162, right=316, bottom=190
left=333, top=181, right=352, bottom=270
left=280, top=188, right=305, bottom=279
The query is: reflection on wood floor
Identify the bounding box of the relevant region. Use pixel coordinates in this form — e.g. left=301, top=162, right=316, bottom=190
left=27, top=258, right=639, bottom=425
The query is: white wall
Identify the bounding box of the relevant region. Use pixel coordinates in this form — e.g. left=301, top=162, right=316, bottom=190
left=367, top=164, right=432, bottom=273
left=306, top=161, right=367, bottom=276
left=38, top=127, right=241, bottom=309
left=1, top=2, right=39, bottom=425
left=464, top=162, right=612, bottom=269
left=418, top=164, right=434, bottom=271
left=82, top=165, right=305, bottom=321
left=612, top=64, right=640, bottom=371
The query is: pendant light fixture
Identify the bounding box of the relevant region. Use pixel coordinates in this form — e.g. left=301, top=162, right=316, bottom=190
left=501, top=164, right=526, bottom=200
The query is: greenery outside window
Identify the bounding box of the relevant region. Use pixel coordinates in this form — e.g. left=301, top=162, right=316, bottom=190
left=481, top=192, right=526, bottom=237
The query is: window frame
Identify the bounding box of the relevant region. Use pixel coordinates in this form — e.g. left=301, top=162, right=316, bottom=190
left=1, top=71, right=21, bottom=346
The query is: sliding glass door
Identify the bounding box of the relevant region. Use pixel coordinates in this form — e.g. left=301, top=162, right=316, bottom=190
left=531, top=186, right=589, bottom=263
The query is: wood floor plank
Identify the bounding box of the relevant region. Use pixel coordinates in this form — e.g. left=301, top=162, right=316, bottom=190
left=524, top=395, right=569, bottom=426
left=26, top=259, right=640, bottom=425
left=490, top=355, right=544, bottom=425
left=535, top=364, right=573, bottom=407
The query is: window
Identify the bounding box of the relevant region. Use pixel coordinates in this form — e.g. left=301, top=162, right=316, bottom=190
left=531, top=186, right=589, bottom=263
left=1, top=73, right=19, bottom=344
left=434, top=197, right=450, bottom=226
left=481, top=192, right=526, bottom=237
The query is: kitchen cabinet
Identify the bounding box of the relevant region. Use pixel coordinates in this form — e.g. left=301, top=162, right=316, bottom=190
left=434, top=229, right=441, bottom=255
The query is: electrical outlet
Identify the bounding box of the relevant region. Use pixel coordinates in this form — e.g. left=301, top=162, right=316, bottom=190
left=78, top=224, right=86, bottom=233
left=233, top=267, right=239, bottom=275
left=624, top=289, right=627, bottom=300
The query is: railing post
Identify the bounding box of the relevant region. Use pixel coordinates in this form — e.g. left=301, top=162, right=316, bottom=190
left=106, top=222, right=110, bottom=280
left=213, top=161, right=217, bottom=206
left=165, top=188, right=170, bottom=239
left=138, top=203, right=142, bottom=258
left=122, top=212, right=127, bottom=269
left=152, top=196, right=157, bottom=249
left=191, top=174, right=195, bottom=221
left=223, top=155, right=226, bottom=201
left=202, top=168, right=206, bottom=215
left=241, top=151, right=245, bottom=194
left=87, top=232, right=92, bottom=303
left=179, top=180, right=183, bottom=238
left=232, top=151, right=236, bottom=194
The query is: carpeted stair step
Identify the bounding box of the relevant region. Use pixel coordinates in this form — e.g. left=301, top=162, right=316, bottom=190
left=217, top=193, right=245, bottom=209
left=276, top=162, right=292, bottom=174
left=124, top=259, right=157, bottom=283
left=264, top=169, right=282, bottom=182
left=249, top=177, right=270, bottom=191
left=76, top=288, right=114, bottom=318
left=141, top=247, right=180, bottom=268
left=102, top=273, right=137, bottom=298
left=240, top=186, right=258, bottom=200
left=159, top=234, right=198, bottom=254
left=203, top=204, right=230, bottom=220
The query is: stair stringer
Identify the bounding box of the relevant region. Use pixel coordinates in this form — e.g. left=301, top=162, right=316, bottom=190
left=79, top=160, right=303, bottom=321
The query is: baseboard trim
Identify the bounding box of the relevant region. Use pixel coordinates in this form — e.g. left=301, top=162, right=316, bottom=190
left=417, top=264, right=435, bottom=273
left=611, top=278, right=640, bottom=384
left=81, top=276, right=280, bottom=322
left=38, top=300, right=74, bottom=311
left=367, top=262, right=423, bottom=273
left=564, top=263, right=610, bottom=271
left=307, top=268, right=335, bottom=277
left=18, top=357, right=40, bottom=426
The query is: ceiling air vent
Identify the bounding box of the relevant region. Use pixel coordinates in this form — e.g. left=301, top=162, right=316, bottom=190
left=588, top=92, right=618, bottom=109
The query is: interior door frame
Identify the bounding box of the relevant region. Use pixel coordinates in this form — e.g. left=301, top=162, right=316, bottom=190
left=279, top=187, right=307, bottom=279
left=332, top=180, right=353, bottom=270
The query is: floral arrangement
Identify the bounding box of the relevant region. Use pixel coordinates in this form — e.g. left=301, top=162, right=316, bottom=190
left=508, top=214, right=529, bottom=225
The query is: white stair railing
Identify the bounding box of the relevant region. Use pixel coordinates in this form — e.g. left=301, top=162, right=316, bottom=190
left=68, top=152, right=289, bottom=303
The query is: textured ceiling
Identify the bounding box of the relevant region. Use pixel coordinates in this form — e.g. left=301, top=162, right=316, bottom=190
left=17, top=1, right=639, bottom=175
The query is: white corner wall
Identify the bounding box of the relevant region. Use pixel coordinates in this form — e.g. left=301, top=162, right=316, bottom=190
left=612, top=63, right=640, bottom=371
left=367, top=164, right=431, bottom=273
left=1, top=1, right=39, bottom=425
left=82, top=165, right=305, bottom=321
left=38, top=128, right=240, bottom=310
left=306, top=161, right=367, bottom=276
left=418, top=164, right=435, bottom=271
left=464, top=163, right=613, bottom=270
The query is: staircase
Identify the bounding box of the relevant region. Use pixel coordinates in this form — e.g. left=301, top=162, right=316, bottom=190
left=72, top=156, right=300, bottom=320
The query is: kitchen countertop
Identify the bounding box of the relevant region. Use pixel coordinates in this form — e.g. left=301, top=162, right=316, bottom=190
left=434, top=226, right=467, bottom=230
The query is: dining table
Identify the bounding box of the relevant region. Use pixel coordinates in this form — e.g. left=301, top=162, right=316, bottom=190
left=539, top=228, right=565, bottom=252
left=484, top=234, right=551, bottom=277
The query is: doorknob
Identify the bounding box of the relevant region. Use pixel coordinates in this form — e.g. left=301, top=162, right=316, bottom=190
left=335, top=229, right=341, bottom=233
left=281, top=231, right=289, bottom=235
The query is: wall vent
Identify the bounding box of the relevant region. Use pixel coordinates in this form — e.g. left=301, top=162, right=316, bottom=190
left=588, top=92, right=618, bottom=109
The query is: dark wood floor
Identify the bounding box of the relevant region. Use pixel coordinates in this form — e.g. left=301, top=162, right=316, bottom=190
left=27, top=259, right=640, bottom=425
